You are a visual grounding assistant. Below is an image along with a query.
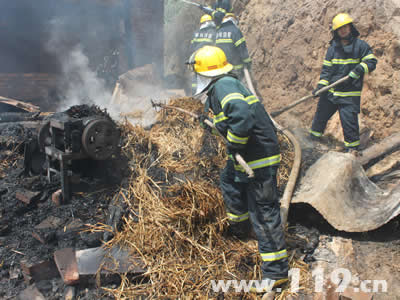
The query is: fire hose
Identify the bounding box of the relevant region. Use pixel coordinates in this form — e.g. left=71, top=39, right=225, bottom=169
left=244, top=68, right=301, bottom=226
left=178, top=0, right=216, bottom=14
left=151, top=100, right=255, bottom=178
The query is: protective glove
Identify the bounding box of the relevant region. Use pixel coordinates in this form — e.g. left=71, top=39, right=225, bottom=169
left=351, top=64, right=365, bottom=76
left=199, top=115, right=212, bottom=132
left=244, top=62, right=252, bottom=72
left=200, top=5, right=214, bottom=15
left=312, top=84, right=326, bottom=97
left=227, top=141, right=245, bottom=156
left=348, top=68, right=362, bottom=84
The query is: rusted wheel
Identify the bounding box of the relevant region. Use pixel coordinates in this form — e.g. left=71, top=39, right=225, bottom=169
left=81, top=119, right=119, bottom=160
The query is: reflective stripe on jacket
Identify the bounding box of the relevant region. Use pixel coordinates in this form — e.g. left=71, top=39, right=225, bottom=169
left=215, top=21, right=251, bottom=70
left=190, top=26, right=216, bottom=54
left=318, top=36, right=377, bottom=109
left=206, top=75, right=280, bottom=174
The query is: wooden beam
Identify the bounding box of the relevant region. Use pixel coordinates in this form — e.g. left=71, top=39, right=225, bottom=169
left=0, top=96, right=40, bottom=112
left=359, top=132, right=400, bottom=165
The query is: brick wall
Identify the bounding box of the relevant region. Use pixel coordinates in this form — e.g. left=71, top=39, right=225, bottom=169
left=0, top=73, right=59, bottom=109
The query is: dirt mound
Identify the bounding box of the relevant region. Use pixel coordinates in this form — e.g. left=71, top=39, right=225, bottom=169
left=236, top=0, right=400, bottom=140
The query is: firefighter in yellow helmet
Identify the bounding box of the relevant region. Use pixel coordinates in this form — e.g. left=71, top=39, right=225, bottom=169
left=215, top=13, right=251, bottom=81
left=310, top=13, right=377, bottom=152
left=190, top=46, right=289, bottom=292
left=189, top=15, right=216, bottom=95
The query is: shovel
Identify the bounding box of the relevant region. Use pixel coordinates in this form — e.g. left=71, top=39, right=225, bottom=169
left=270, top=75, right=350, bottom=117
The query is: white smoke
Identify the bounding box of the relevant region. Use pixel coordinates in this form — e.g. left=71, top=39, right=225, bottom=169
left=46, top=18, right=114, bottom=115
left=58, top=46, right=112, bottom=110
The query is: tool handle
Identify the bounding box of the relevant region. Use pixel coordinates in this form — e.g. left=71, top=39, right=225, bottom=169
left=314, top=75, right=350, bottom=96
left=204, top=119, right=255, bottom=178
left=270, top=75, right=350, bottom=117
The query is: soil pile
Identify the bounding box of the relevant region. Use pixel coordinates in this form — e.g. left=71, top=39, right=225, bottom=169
left=236, top=0, right=400, bottom=140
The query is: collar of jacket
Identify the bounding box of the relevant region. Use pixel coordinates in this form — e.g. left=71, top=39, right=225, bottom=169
left=222, top=18, right=238, bottom=26
left=206, top=73, right=238, bottom=94
left=200, top=22, right=216, bottom=30
left=204, top=73, right=239, bottom=112
left=331, top=36, right=357, bottom=54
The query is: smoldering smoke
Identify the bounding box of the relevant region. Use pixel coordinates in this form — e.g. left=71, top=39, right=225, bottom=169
left=46, top=18, right=113, bottom=115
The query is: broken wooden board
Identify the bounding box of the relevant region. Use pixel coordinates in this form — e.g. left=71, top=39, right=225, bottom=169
left=0, top=96, right=40, bottom=112
left=292, top=152, right=400, bottom=232
left=54, top=248, right=79, bottom=285
left=76, top=246, right=146, bottom=276
left=54, top=246, right=146, bottom=285
left=366, top=150, right=400, bottom=178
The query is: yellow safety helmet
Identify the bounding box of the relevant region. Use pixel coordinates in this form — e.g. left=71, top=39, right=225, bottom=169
left=193, top=46, right=233, bottom=77
left=222, top=13, right=235, bottom=21
left=200, top=14, right=213, bottom=24
left=332, top=13, right=353, bottom=31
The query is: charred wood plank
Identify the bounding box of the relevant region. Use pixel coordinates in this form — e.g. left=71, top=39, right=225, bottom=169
left=0, top=96, right=40, bottom=113
left=359, top=132, right=400, bottom=165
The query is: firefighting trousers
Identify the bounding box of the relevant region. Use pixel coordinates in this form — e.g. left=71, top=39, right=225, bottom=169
left=310, top=96, right=360, bottom=148
left=220, top=160, right=289, bottom=279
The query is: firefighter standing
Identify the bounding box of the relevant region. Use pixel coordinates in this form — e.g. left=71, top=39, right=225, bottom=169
left=191, top=46, right=289, bottom=291
left=310, top=13, right=377, bottom=151
left=215, top=13, right=251, bottom=81
left=189, top=14, right=216, bottom=95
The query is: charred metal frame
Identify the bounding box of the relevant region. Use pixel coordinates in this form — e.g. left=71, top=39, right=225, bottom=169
left=44, top=118, right=87, bottom=202
left=40, top=115, right=120, bottom=202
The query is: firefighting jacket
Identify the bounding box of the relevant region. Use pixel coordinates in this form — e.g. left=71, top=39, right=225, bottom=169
left=211, top=0, right=232, bottom=25
left=215, top=20, right=251, bottom=71
left=212, top=0, right=232, bottom=13
left=190, top=25, right=216, bottom=54
left=205, top=75, right=280, bottom=177
left=317, top=29, right=377, bottom=111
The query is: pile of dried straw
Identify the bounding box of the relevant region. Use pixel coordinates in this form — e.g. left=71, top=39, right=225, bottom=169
left=101, top=98, right=309, bottom=298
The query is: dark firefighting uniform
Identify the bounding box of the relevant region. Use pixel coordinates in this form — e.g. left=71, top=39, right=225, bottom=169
left=190, top=25, right=216, bottom=94
left=205, top=74, right=288, bottom=280
left=310, top=26, right=377, bottom=149
left=211, top=0, right=232, bottom=26
left=212, top=0, right=232, bottom=12
left=215, top=20, right=251, bottom=80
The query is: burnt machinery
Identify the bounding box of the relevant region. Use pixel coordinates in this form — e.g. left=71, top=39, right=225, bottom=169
left=37, top=106, right=120, bottom=202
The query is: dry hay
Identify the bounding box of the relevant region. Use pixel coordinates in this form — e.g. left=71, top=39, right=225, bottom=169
left=0, top=146, right=23, bottom=179
left=101, top=98, right=307, bottom=299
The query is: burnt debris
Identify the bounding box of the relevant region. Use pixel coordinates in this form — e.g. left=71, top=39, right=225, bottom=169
left=0, top=104, right=134, bottom=299
left=28, top=105, right=121, bottom=202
